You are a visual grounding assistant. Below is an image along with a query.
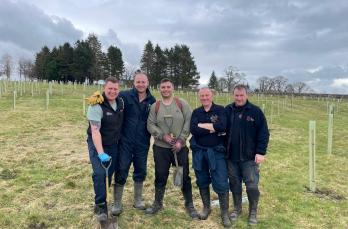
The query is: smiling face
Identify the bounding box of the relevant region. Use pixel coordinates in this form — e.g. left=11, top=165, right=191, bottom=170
left=233, top=87, right=248, bottom=107
left=160, top=81, right=174, bottom=99
left=133, top=73, right=149, bottom=94
left=199, top=88, right=213, bottom=107
left=103, top=81, right=119, bottom=102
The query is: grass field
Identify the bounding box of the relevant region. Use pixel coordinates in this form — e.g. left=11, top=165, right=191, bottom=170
left=0, top=81, right=347, bottom=229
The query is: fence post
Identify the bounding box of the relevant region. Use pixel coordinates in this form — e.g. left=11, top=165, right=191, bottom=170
left=83, top=94, right=86, bottom=116
left=327, top=104, right=334, bottom=154
left=13, top=91, right=17, bottom=110
left=309, top=120, right=316, bottom=192
left=46, top=90, right=49, bottom=110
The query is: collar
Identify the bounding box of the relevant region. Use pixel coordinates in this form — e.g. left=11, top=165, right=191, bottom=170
left=131, top=88, right=153, bottom=101
left=228, top=100, right=251, bottom=110
left=200, top=102, right=217, bottom=113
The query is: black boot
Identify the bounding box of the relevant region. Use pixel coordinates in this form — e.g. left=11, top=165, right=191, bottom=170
left=199, top=188, right=211, bottom=220
left=94, top=202, right=108, bottom=223
left=145, top=186, right=165, bottom=214
left=230, top=192, right=242, bottom=222
left=134, top=182, right=146, bottom=210
left=182, top=188, right=200, bottom=220
left=111, top=184, right=124, bottom=216
left=218, top=193, right=231, bottom=228
left=247, top=189, right=260, bottom=226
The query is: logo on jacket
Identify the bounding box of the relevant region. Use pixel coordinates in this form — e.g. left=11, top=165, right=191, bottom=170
left=210, top=114, right=219, bottom=123
left=246, top=116, right=254, bottom=122
left=106, top=112, right=113, bottom=116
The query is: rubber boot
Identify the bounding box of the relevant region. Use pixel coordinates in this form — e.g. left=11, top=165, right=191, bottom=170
left=218, top=193, right=232, bottom=228
left=133, top=182, right=146, bottom=210
left=145, top=186, right=165, bottom=214
left=111, top=184, right=124, bottom=216
left=247, top=189, right=260, bottom=226
left=230, top=192, right=242, bottom=222
left=182, top=188, right=200, bottom=220
left=94, top=202, right=108, bottom=223
left=199, top=188, right=211, bottom=220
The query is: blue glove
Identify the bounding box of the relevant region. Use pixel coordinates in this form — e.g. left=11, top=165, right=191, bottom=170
left=98, top=152, right=110, bottom=162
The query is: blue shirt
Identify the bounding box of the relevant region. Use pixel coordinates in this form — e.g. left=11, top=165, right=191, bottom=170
left=190, top=103, right=227, bottom=147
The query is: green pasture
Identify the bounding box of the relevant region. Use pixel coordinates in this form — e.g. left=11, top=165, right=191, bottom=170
left=0, top=80, right=347, bottom=228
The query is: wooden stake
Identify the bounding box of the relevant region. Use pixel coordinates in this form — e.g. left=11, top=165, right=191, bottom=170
left=46, top=90, right=49, bottom=110
left=309, top=120, right=316, bottom=192
left=13, top=91, right=16, bottom=110
left=327, top=104, right=334, bottom=154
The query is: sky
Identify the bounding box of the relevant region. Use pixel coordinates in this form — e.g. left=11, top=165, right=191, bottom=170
left=1, top=0, right=348, bottom=94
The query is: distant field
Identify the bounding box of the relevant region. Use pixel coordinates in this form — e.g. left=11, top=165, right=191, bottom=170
left=0, top=80, right=347, bottom=229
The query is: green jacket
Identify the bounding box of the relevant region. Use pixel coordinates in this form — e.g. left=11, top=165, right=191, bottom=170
left=147, top=98, right=192, bottom=148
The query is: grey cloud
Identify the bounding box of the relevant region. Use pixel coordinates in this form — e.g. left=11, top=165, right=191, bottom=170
left=0, top=0, right=83, bottom=53
left=98, top=29, right=141, bottom=66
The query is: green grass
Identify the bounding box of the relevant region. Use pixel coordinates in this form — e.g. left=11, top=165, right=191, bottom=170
left=0, top=81, right=347, bottom=228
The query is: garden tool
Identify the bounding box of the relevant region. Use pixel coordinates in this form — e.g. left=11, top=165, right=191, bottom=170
left=173, top=151, right=183, bottom=188
left=99, top=159, right=119, bottom=229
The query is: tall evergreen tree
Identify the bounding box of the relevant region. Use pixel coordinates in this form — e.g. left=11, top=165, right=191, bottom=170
left=107, top=45, right=124, bottom=80
left=208, top=71, right=218, bottom=90
left=87, top=34, right=104, bottom=81
left=73, top=40, right=93, bottom=83
left=46, top=47, right=59, bottom=81
left=152, top=44, right=167, bottom=87
left=140, top=40, right=154, bottom=83
left=178, top=45, right=199, bottom=89
left=57, top=43, right=74, bottom=82
left=35, top=46, right=50, bottom=80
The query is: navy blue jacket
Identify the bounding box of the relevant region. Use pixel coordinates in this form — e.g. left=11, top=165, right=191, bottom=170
left=225, top=100, right=269, bottom=161
left=190, top=103, right=227, bottom=147
left=119, top=88, right=156, bottom=147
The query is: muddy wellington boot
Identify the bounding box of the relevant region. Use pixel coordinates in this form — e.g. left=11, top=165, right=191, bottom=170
left=182, top=188, right=200, bottom=220
left=230, top=192, right=242, bottom=222
left=247, top=189, right=260, bottom=226
left=199, top=187, right=211, bottom=220
left=111, top=184, right=124, bottom=216
left=133, top=182, right=146, bottom=210
left=94, top=202, right=108, bottom=223
left=145, top=186, right=165, bottom=214
left=218, top=192, right=232, bottom=228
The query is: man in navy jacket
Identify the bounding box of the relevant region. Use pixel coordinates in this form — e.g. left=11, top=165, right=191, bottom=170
left=225, top=84, right=269, bottom=226
left=112, top=72, right=156, bottom=216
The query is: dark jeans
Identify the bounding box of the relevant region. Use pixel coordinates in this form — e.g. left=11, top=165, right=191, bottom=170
left=152, top=145, right=192, bottom=192
left=87, top=137, right=118, bottom=205
left=227, top=160, right=260, bottom=194
left=192, top=149, right=229, bottom=194
left=115, top=139, right=149, bottom=185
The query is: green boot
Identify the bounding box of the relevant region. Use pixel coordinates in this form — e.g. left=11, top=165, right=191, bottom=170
left=145, top=186, right=165, bottom=215
left=218, top=193, right=231, bottom=228
left=230, top=192, right=242, bottom=222
left=199, top=188, right=211, bottom=220
left=111, top=184, right=124, bottom=216
left=133, top=182, right=146, bottom=210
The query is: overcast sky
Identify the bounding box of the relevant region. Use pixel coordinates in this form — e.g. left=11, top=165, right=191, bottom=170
left=1, top=0, right=348, bottom=93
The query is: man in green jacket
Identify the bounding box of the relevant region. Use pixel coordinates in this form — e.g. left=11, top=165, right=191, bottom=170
left=146, top=78, right=199, bottom=220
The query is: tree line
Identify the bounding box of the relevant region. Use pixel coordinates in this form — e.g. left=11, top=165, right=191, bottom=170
left=255, top=75, right=312, bottom=94
left=207, top=68, right=311, bottom=94
left=207, top=66, right=248, bottom=92
left=140, top=41, right=200, bottom=89
left=34, top=34, right=124, bottom=83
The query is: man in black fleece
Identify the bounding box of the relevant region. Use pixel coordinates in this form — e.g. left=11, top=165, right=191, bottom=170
left=225, top=84, right=270, bottom=226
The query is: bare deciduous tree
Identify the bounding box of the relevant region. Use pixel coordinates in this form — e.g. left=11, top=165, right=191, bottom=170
left=122, top=64, right=137, bottom=87
left=273, top=75, right=288, bottom=93
left=1, top=54, right=12, bottom=79
left=224, top=66, right=246, bottom=92
left=257, top=76, right=270, bottom=92
left=293, top=81, right=308, bottom=94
